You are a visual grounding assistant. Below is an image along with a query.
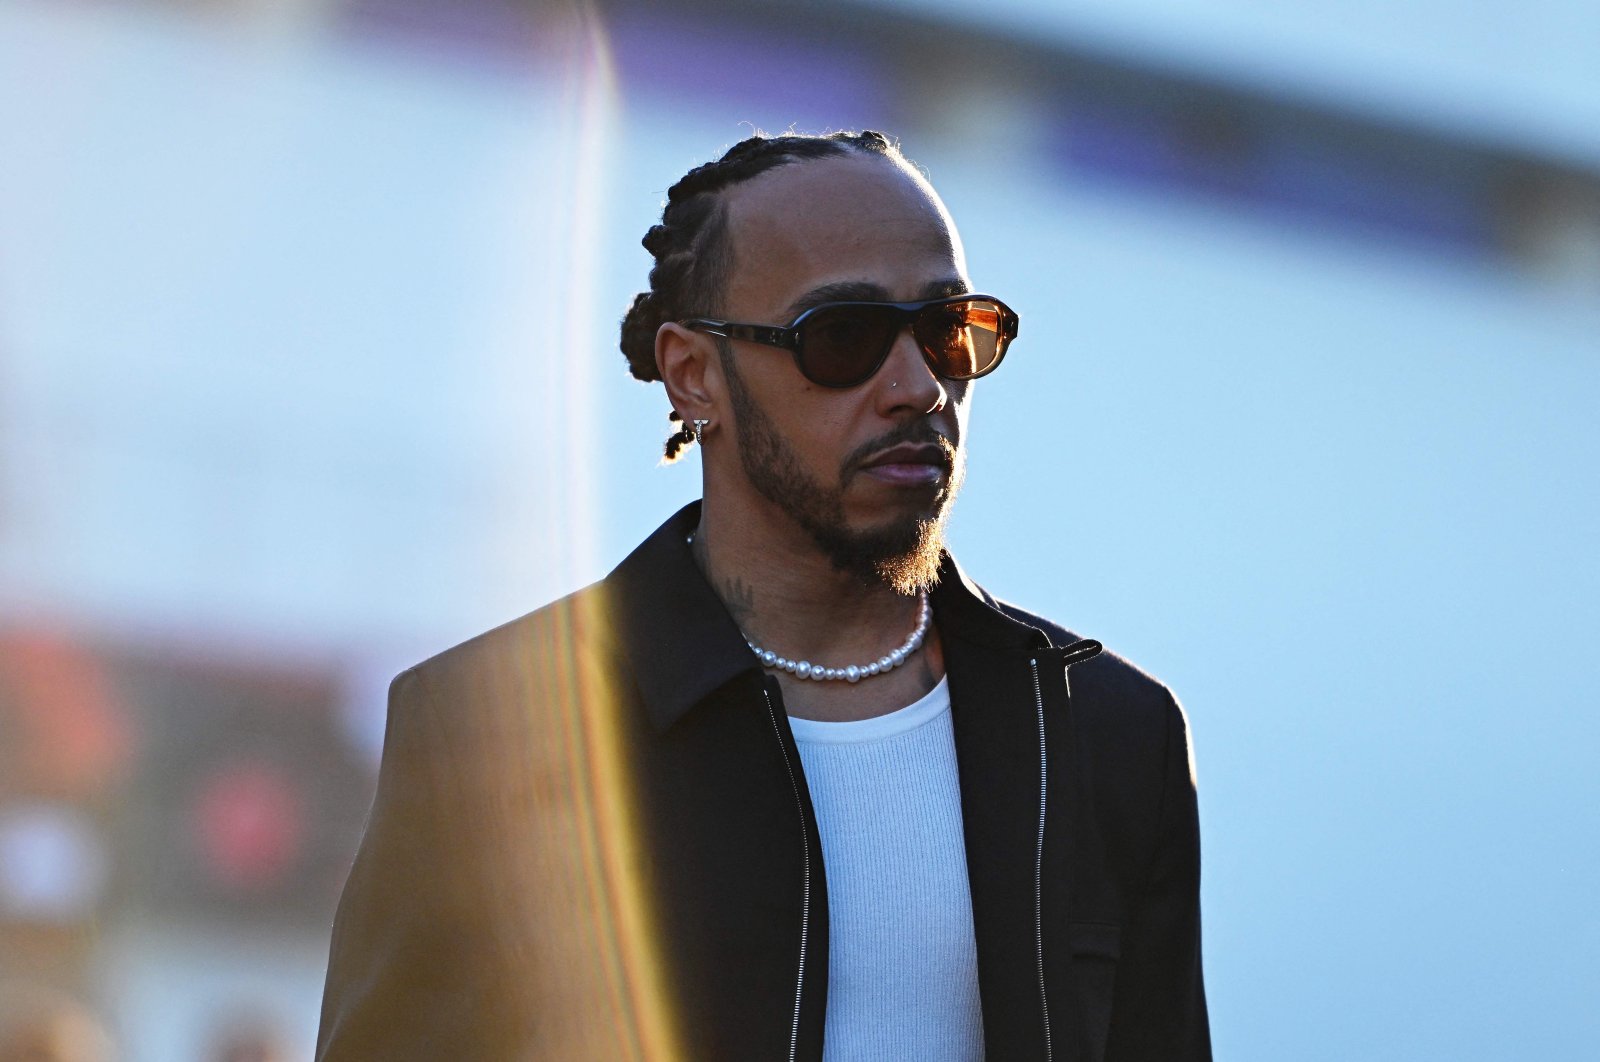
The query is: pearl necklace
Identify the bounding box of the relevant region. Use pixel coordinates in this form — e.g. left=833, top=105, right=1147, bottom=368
left=746, top=594, right=931, bottom=683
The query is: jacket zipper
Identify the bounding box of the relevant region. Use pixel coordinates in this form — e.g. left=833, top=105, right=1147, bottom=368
left=1030, top=656, right=1053, bottom=1062
left=763, top=687, right=810, bottom=1062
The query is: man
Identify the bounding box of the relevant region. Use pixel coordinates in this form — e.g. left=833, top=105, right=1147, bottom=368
left=316, top=131, right=1210, bottom=1061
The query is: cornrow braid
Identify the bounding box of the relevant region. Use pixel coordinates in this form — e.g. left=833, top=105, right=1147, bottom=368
left=662, top=409, right=693, bottom=463
left=618, top=130, right=903, bottom=462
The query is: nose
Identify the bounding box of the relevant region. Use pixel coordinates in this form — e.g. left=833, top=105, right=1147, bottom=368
left=875, top=327, right=948, bottom=415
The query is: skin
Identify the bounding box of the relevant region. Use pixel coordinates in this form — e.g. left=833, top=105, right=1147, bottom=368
left=655, top=153, right=976, bottom=722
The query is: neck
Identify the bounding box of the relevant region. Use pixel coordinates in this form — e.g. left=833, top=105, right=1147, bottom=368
left=692, top=497, right=945, bottom=722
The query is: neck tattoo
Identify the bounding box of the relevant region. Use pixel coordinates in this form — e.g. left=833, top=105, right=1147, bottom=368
left=688, top=532, right=932, bottom=683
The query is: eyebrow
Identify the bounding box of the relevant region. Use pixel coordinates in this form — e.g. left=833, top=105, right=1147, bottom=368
left=780, top=276, right=971, bottom=322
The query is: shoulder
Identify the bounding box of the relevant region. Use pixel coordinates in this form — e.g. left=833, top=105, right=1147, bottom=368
left=988, top=595, right=1201, bottom=888
left=989, top=596, right=1187, bottom=741
left=405, top=580, right=619, bottom=698
left=985, top=595, right=1195, bottom=863
left=383, top=581, right=622, bottom=757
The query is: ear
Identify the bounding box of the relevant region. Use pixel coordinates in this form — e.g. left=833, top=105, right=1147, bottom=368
left=656, top=322, right=720, bottom=424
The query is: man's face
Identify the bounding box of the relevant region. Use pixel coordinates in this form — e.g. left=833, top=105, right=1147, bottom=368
left=715, top=154, right=974, bottom=593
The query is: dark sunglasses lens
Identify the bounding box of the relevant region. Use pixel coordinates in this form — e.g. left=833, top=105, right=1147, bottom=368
left=914, top=299, right=1005, bottom=379
left=797, top=304, right=901, bottom=386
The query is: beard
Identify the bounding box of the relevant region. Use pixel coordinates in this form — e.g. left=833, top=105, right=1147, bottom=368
left=720, top=347, right=964, bottom=596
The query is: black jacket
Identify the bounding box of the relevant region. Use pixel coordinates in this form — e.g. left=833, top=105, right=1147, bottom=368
left=316, top=503, right=1210, bottom=1061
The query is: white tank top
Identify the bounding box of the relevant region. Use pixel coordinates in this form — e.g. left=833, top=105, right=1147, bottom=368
left=789, top=678, right=984, bottom=1061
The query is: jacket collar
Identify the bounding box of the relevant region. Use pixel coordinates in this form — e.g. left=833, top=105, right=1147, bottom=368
left=930, top=549, right=1057, bottom=654
left=604, top=501, right=1060, bottom=733
left=604, top=502, right=760, bottom=733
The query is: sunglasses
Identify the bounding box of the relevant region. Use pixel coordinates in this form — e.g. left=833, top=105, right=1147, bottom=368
left=681, top=293, right=1018, bottom=389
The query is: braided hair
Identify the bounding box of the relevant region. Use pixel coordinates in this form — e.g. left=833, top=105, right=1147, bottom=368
left=619, top=130, right=904, bottom=461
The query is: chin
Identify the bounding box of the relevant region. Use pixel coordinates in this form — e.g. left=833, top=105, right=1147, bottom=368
left=872, top=521, right=946, bottom=596
left=825, top=508, right=948, bottom=597
left=845, top=476, right=960, bottom=595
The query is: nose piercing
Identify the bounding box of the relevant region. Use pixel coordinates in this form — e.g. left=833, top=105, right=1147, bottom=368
left=890, top=381, right=898, bottom=389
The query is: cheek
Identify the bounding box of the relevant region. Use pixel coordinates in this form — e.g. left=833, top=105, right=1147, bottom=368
left=946, top=382, right=973, bottom=436
left=765, top=389, right=854, bottom=465
left=808, top=402, right=870, bottom=462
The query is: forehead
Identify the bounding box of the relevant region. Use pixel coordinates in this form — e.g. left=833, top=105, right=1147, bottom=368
left=720, top=153, right=967, bottom=316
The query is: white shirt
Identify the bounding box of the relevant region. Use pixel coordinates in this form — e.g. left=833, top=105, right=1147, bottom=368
left=789, top=678, right=984, bottom=1061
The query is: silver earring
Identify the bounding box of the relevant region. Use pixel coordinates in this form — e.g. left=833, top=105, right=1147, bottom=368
left=692, top=418, right=710, bottom=445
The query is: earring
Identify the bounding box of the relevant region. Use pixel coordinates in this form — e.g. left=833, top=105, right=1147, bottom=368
left=692, top=418, right=710, bottom=445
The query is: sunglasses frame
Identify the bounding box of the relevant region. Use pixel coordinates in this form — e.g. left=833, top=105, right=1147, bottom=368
left=680, top=293, right=1019, bottom=389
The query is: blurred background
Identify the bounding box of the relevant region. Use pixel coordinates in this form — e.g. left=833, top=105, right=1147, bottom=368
left=1, top=0, right=1597, bottom=1058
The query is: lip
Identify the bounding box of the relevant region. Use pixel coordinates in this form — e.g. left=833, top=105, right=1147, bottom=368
left=857, top=442, right=951, bottom=487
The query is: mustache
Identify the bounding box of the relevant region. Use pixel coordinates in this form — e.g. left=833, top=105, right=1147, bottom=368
left=840, top=421, right=957, bottom=478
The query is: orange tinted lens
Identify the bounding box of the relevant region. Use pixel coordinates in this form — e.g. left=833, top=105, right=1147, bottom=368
left=915, top=300, right=1003, bottom=379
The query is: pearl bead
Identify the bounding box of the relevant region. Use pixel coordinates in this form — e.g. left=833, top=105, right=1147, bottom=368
left=740, top=592, right=930, bottom=682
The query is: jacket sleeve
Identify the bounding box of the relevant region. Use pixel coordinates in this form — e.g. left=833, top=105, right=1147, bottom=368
left=1104, top=691, right=1212, bottom=1061
left=314, top=668, right=527, bottom=1060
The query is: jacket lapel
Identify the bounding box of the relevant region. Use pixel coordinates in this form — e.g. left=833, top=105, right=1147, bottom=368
left=945, top=634, right=1053, bottom=1060
left=602, top=504, right=827, bottom=1059
left=935, top=559, right=1058, bottom=1061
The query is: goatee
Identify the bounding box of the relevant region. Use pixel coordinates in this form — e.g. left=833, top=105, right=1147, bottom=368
left=720, top=346, right=962, bottom=595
